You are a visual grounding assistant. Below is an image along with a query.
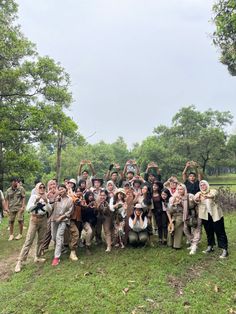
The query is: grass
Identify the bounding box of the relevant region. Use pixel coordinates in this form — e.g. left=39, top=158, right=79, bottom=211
left=208, top=173, right=236, bottom=192
left=0, top=213, right=236, bottom=314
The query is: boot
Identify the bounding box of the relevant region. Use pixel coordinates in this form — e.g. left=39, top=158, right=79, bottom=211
left=219, top=249, right=228, bottom=259
left=15, top=261, right=22, bottom=273
left=69, top=250, right=78, bottom=261
left=202, top=245, right=214, bottom=253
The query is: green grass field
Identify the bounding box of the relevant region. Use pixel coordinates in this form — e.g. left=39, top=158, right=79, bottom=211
left=208, top=174, right=236, bottom=192
left=0, top=213, right=236, bottom=314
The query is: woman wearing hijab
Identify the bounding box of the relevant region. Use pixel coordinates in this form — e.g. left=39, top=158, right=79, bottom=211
left=15, top=182, right=52, bottom=272
left=168, top=183, right=195, bottom=249
left=194, top=180, right=228, bottom=258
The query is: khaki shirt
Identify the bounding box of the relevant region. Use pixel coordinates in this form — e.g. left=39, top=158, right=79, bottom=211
left=194, top=189, right=223, bottom=222
left=5, top=186, right=25, bottom=212
left=51, top=196, right=73, bottom=222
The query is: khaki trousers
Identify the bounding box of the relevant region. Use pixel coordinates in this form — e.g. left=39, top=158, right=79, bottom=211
left=81, top=222, right=94, bottom=246
left=69, top=220, right=80, bottom=250
left=183, top=218, right=202, bottom=246
left=18, top=215, right=47, bottom=261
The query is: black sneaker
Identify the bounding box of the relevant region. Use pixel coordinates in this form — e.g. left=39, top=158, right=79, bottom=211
left=219, top=249, right=228, bottom=259
left=202, top=246, right=214, bottom=253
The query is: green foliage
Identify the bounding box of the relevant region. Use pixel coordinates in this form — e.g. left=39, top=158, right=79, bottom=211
left=0, top=0, right=78, bottom=188
left=213, top=0, right=236, bottom=75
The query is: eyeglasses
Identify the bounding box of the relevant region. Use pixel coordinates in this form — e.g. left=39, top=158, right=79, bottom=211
left=39, top=186, right=46, bottom=189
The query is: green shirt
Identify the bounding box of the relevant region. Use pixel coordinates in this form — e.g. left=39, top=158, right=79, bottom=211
left=5, top=186, right=25, bottom=212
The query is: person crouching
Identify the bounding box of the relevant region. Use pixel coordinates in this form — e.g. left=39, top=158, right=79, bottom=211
left=128, top=204, right=148, bottom=247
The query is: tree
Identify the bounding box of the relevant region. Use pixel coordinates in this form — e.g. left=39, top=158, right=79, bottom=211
left=212, top=0, right=236, bottom=75
left=0, top=0, right=77, bottom=188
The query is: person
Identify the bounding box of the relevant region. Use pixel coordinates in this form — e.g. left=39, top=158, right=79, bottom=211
left=110, top=188, right=126, bottom=248
left=105, top=163, right=123, bottom=187
left=167, top=184, right=190, bottom=249
left=51, top=184, right=73, bottom=266
left=161, top=188, right=172, bottom=238
left=128, top=204, right=148, bottom=247
left=5, top=177, right=25, bottom=241
left=39, top=179, right=59, bottom=256
left=194, top=180, right=228, bottom=258
left=68, top=186, right=83, bottom=261
left=90, top=178, right=104, bottom=200
left=0, top=189, right=6, bottom=223
left=122, top=160, right=140, bottom=186
left=106, top=180, right=117, bottom=199
left=15, top=183, right=52, bottom=273
left=182, top=161, right=202, bottom=194
left=144, top=162, right=162, bottom=186
left=30, top=179, right=41, bottom=196
left=77, top=160, right=96, bottom=189
left=136, top=183, right=154, bottom=236
left=164, top=176, right=179, bottom=196
left=96, top=190, right=113, bottom=252
left=152, top=181, right=168, bottom=245
left=123, top=187, right=136, bottom=245
left=81, top=191, right=97, bottom=255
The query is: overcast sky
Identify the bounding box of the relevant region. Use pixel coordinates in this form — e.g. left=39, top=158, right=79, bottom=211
left=17, top=0, right=236, bottom=147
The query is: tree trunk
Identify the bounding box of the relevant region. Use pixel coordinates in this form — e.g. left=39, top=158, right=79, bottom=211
left=0, top=142, right=4, bottom=190
left=56, top=131, right=63, bottom=183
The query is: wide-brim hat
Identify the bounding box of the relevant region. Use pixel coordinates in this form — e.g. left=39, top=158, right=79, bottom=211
left=134, top=203, right=143, bottom=210
left=68, top=178, right=76, bottom=185
left=92, top=178, right=104, bottom=186
left=115, top=188, right=126, bottom=196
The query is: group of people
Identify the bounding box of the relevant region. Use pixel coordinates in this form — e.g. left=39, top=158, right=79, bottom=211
left=0, top=159, right=229, bottom=274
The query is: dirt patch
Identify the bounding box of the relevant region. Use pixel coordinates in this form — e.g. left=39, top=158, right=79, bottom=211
left=167, top=258, right=213, bottom=296
left=0, top=246, right=36, bottom=281
left=0, top=251, right=20, bottom=281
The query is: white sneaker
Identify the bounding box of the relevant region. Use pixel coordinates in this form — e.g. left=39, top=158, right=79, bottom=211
left=15, top=234, right=23, bottom=240
left=34, top=257, right=46, bottom=263
left=69, top=250, right=78, bottom=261
left=189, top=245, right=197, bottom=255
left=15, top=261, right=22, bottom=273
left=8, top=235, right=14, bottom=241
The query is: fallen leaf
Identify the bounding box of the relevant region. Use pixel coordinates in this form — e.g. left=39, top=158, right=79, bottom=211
left=214, top=285, right=219, bottom=293
left=146, top=298, right=155, bottom=304
left=84, top=271, right=92, bottom=276
left=122, top=287, right=129, bottom=295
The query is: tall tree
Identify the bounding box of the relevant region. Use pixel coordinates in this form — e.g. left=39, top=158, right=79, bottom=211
left=212, top=0, right=236, bottom=75
left=0, top=0, right=77, bottom=188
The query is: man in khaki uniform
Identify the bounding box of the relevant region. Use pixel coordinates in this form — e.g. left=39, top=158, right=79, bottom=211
left=5, top=177, right=26, bottom=241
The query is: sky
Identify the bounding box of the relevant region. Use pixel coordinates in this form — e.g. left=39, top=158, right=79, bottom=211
left=17, top=0, right=236, bottom=147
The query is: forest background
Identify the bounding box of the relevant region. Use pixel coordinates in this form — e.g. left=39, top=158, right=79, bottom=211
left=1, top=0, right=236, bottom=191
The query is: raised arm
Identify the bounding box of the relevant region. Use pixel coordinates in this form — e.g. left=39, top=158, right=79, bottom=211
left=87, top=160, right=96, bottom=176
left=182, top=161, right=191, bottom=182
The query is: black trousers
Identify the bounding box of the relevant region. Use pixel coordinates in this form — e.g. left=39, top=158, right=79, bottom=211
left=202, top=214, right=228, bottom=250
left=154, top=211, right=168, bottom=241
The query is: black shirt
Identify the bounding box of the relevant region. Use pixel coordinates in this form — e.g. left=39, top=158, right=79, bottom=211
left=184, top=180, right=200, bottom=195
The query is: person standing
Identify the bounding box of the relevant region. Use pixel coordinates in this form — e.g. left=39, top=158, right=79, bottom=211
left=182, top=161, right=202, bottom=194
left=194, top=180, right=228, bottom=258
left=0, top=189, right=6, bottom=223
left=51, top=184, right=73, bottom=266
left=15, top=183, right=52, bottom=272
left=5, top=177, right=25, bottom=241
